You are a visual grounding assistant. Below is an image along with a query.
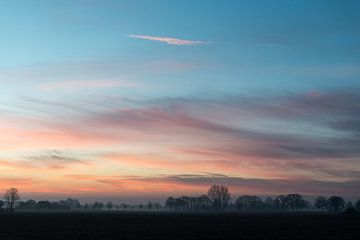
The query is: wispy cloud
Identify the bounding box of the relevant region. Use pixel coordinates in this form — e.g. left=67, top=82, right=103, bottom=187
left=24, top=150, right=89, bottom=169
left=39, top=80, right=139, bottom=91
left=0, top=177, right=33, bottom=188
left=128, top=34, right=206, bottom=46
left=0, top=150, right=89, bottom=170
left=3, top=90, right=360, bottom=196
left=64, top=173, right=360, bottom=196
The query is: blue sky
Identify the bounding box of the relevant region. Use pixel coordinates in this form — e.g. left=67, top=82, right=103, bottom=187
left=0, top=0, right=360, bottom=200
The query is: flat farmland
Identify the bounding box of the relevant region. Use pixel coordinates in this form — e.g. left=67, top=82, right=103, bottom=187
left=0, top=211, right=359, bottom=240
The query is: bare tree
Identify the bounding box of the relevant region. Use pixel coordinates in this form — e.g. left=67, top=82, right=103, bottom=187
left=120, top=203, right=128, bottom=210
left=236, top=195, right=263, bottom=210
left=355, top=198, right=360, bottom=211
left=106, top=201, right=113, bottom=210
left=165, top=197, right=176, bottom=210
left=275, top=195, right=288, bottom=210
left=92, top=201, right=104, bottom=210
left=314, top=196, right=327, bottom=211
left=345, top=201, right=353, bottom=209
left=286, top=194, right=307, bottom=211
left=198, top=195, right=212, bottom=210
left=4, top=188, right=20, bottom=211
left=147, top=201, right=153, bottom=210
left=207, top=185, right=230, bottom=210
left=326, top=196, right=345, bottom=213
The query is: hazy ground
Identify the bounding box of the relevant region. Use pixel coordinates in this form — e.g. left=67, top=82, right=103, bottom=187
left=0, top=211, right=359, bottom=239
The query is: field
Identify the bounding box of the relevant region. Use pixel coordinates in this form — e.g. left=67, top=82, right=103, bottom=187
left=0, top=211, right=359, bottom=239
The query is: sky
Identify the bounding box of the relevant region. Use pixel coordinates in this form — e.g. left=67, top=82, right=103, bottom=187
left=1, top=0, right=360, bottom=203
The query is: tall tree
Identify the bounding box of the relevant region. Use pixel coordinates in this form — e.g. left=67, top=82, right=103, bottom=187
left=207, top=185, right=231, bottom=210
left=165, top=197, right=176, bottom=210
left=264, top=197, right=274, bottom=209
left=326, top=196, right=345, bottom=213
left=92, top=202, right=104, bottom=210
left=355, top=198, right=360, bottom=211
left=198, top=195, right=212, bottom=210
left=314, top=196, right=327, bottom=211
left=275, top=195, right=288, bottom=209
left=286, top=194, right=307, bottom=211
left=345, top=201, right=353, bottom=209
left=120, top=203, right=128, bottom=210
left=235, top=195, right=263, bottom=210
left=147, top=201, right=153, bottom=210
left=106, top=201, right=113, bottom=210
left=3, top=188, right=20, bottom=211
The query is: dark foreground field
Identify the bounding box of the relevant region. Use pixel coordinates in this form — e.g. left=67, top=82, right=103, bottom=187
left=0, top=211, right=359, bottom=240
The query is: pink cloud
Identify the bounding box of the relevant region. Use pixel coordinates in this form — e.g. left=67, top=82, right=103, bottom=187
left=2, top=91, right=360, bottom=197
left=39, top=80, right=139, bottom=91
left=0, top=177, right=33, bottom=189
left=128, top=34, right=206, bottom=46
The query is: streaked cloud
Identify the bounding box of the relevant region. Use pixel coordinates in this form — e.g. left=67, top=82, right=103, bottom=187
left=8, top=89, right=360, bottom=162
left=39, top=80, right=139, bottom=91
left=128, top=34, right=206, bottom=46
left=24, top=150, right=90, bottom=169
left=0, top=177, right=33, bottom=189
left=65, top=173, right=360, bottom=196
left=1, top=89, right=360, bottom=197
left=0, top=150, right=89, bottom=170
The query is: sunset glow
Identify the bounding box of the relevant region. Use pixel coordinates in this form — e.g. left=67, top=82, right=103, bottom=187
left=1, top=0, right=359, bottom=202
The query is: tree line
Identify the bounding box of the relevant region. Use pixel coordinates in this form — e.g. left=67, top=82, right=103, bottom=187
left=2, top=186, right=360, bottom=214
left=165, top=185, right=360, bottom=213
left=0, top=188, right=163, bottom=212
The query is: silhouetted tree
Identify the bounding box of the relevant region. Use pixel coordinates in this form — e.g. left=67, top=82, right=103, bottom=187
left=3, top=188, right=20, bottom=211
left=286, top=194, right=307, bottom=211
left=275, top=195, right=288, bottom=210
left=153, top=202, right=161, bottom=210
left=355, top=198, right=360, bottom=211
left=51, top=201, right=70, bottom=210
left=26, top=199, right=37, bottom=208
left=326, top=196, right=345, bottom=213
left=106, top=201, right=113, bottom=210
left=37, top=200, right=52, bottom=209
left=272, top=194, right=306, bottom=211
left=235, top=195, right=263, bottom=210
left=167, top=195, right=212, bottom=212
left=18, top=199, right=37, bottom=209
left=264, top=197, right=274, bottom=209
left=92, top=202, right=104, bottom=210
left=207, top=185, right=230, bottom=210
left=165, top=196, right=176, bottom=210
left=305, top=200, right=313, bottom=209
left=0, top=200, right=4, bottom=211
left=120, top=203, right=128, bottom=210
left=147, top=201, right=153, bottom=210
left=197, top=195, right=212, bottom=210
left=314, top=196, right=327, bottom=211
left=60, top=198, right=80, bottom=209
left=177, top=196, right=190, bottom=211
left=345, top=201, right=353, bottom=209
left=272, top=197, right=281, bottom=209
